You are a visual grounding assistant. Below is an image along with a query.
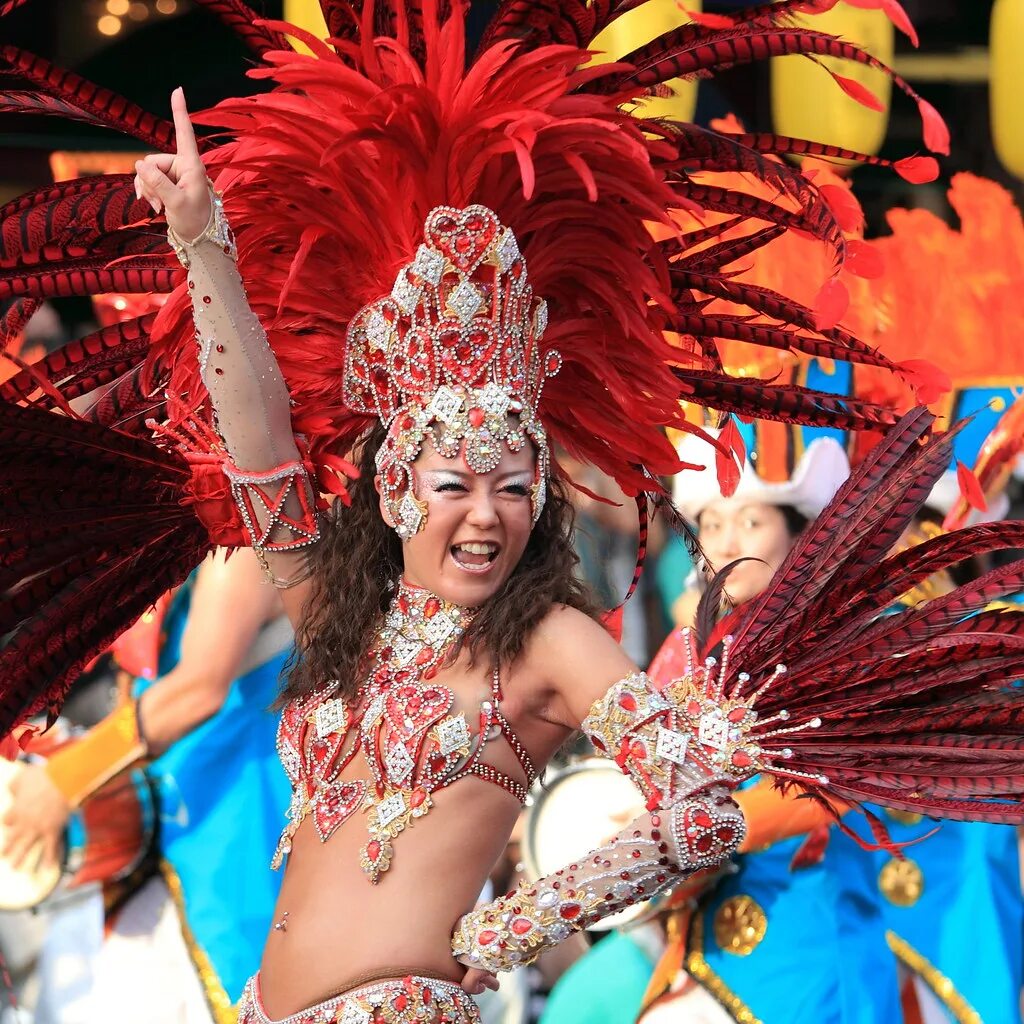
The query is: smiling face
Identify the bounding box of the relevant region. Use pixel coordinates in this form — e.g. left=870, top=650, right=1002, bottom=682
left=376, top=437, right=537, bottom=607
left=698, top=499, right=800, bottom=607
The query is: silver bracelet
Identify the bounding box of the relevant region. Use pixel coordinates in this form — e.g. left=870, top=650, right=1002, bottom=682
left=167, top=183, right=237, bottom=270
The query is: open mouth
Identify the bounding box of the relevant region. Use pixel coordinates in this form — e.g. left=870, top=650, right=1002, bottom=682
left=450, top=541, right=501, bottom=573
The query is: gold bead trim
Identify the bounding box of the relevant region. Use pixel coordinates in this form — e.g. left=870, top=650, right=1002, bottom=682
left=161, top=860, right=238, bottom=1024
left=685, top=911, right=763, bottom=1024
left=886, top=931, right=981, bottom=1024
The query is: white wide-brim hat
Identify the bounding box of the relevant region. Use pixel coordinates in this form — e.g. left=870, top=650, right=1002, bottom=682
left=673, top=429, right=850, bottom=524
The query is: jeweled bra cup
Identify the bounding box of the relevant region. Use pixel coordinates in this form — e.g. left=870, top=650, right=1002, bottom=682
left=273, top=580, right=535, bottom=882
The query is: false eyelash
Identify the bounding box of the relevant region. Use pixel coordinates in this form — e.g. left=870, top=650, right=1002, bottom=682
left=434, top=481, right=468, bottom=493
left=503, top=484, right=530, bottom=496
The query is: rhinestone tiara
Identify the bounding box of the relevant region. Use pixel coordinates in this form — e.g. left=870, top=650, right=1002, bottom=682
left=343, top=205, right=561, bottom=535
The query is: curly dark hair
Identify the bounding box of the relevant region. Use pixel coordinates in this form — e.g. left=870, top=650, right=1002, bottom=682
left=279, top=423, right=599, bottom=704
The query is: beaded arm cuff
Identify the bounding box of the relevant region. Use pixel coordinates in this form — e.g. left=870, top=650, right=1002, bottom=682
left=225, top=460, right=320, bottom=583
left=581, top=671, right=732, bottom=809
left=171, top=187, right=319, bottom=586
left=450, top=670, right=748, bottom=974
left=451, top=787, right=744, bottom=972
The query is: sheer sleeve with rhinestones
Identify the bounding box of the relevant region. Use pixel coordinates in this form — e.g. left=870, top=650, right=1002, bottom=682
left=172, top=195, right=320, bottom=587
left=450, top=671, right=745, bottom=973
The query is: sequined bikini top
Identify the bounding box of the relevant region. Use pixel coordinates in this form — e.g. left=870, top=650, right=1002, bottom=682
left=273, top=580, right=536, bottom=882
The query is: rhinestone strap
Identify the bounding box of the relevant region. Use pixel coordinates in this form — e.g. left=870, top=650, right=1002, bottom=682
left=167, top=182, right=237, bottom=271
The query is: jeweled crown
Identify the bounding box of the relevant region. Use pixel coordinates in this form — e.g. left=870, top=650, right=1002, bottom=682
left=343, top=205, right=560, bottom=538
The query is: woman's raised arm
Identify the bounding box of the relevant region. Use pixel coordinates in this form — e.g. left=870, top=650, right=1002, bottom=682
left=134, top=89, right=319, bottom=626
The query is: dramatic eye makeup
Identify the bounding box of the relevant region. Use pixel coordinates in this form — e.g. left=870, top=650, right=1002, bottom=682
left=500, top=475, right=532, bottom=496
left=419, top=470, right=468, bottom=493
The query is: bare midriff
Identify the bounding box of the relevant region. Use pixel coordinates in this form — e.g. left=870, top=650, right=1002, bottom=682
left=257, top=769, right=523, bottom=1019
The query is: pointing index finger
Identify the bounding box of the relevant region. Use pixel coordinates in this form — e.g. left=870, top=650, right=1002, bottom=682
left=170, top=86, right=200, bottom=161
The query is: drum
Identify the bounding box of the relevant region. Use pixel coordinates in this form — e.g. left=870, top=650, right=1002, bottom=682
left=0, top=756, right=157, bottom=912
left=523, top=757, right=651, bottom=930
left=0, top=758, right=61, bottom=911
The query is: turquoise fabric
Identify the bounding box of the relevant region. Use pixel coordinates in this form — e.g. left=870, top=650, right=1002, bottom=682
left=540, top=931, right=656, bottom=1024
left=872, top=814, right=1023, bottom=1022
left=692, top=779, right=902, bottom=1024
left=133, top=580, right=292, bottom=1005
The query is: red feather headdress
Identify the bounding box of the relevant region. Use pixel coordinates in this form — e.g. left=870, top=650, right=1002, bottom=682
left=0, top=0, right=952, bottom=731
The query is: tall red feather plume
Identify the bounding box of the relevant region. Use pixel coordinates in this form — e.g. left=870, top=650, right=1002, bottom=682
left=0, top=0, right=954, bottom=732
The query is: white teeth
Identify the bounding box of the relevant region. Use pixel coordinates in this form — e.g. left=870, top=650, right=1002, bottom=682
left=455, top=542, right=497, bottom=556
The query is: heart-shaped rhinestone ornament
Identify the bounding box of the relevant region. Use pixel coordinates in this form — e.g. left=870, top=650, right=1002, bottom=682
left=272, top=580, right=494, bottom=884
left=343, top=204, right=560, bottom=540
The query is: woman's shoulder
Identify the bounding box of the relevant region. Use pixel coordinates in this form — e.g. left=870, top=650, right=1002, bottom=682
left=520, top=604, right=633, bottom=687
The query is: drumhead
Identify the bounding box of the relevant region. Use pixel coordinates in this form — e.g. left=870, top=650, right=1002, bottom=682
left=0, top=758, right=62, bottom=911
left=524, top=757, right=648, bottom=930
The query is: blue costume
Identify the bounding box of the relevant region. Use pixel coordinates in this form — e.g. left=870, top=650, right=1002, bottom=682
left=865, top=382, right=1024, bottom=1024
left=682, top=780, right=902, bottom=1024
left=133, top=578, right=292, bottom=1021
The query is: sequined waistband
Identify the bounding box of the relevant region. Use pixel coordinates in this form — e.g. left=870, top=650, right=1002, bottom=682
left=238, top=971, right=480, bottom=1024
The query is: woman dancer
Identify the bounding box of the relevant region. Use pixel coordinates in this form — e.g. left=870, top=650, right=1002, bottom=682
left=4, top=4, right=1024, bottom=1023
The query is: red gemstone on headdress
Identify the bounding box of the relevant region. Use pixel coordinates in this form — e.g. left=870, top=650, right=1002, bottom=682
left=410, top=787, right=427, bottom=808
left=728, top=707, right=748, bottom=723
left=468, top=407, right=485, bottom=428
left=455, top=234, right=472, bottom=254
left=559, top=903, right=582, bottom=920
left=466, top=212, right=484, bottom=231
left=424, top=597, right=440, bottom=617
left=732, top=750, right=753, bottom=768
left=686, top=699, right=702, bottom=716
left=437, top=216, right=456, bottom=233
left=511, top=918, right=533, bottom=935
left=478, top=930, right=497, bottom=946
left=416, top=647, right=436, bottom=666
left=694, top=810, right=713, bottom=828
left=393, top=995, right=408, bottom=1012
left=618, top=694, right=637, bottom=712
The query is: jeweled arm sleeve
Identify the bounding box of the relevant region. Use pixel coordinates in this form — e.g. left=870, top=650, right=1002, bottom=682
left=451, top=673, right=745, bottom=972
left=170, top=192, right=320, bottom=587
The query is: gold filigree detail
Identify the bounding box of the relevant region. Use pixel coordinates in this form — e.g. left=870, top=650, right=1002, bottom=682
left=160, top=861, right=238, bottom=1024
left=713, top=895, right=768, bottom=956
left=886, top=931, right=981, bottom=1024
left=879, top=857, right=924, bottom=907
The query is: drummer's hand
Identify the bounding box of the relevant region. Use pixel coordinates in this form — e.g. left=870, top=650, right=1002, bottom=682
left=134, top=87, right=211, bottom=241
left=1, top=764, right=68, bottom=872
left=460, top=968, right=499, bottom=996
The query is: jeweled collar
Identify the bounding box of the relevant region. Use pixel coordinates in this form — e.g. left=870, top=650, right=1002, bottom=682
left=369, top=579, right=475, bottom=680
